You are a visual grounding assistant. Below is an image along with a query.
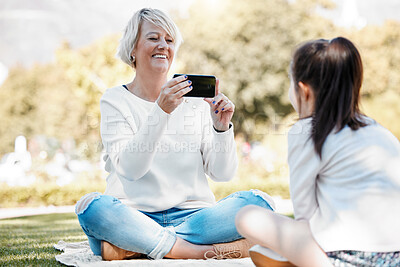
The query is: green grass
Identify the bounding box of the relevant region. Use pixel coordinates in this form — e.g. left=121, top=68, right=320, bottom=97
left=0, top=213, right=86, bottom=266
left=0, top=212, right=294, bottom=266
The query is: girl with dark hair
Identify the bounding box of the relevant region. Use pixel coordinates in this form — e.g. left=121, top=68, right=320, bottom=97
left=235, top=37, right=400, bottom=266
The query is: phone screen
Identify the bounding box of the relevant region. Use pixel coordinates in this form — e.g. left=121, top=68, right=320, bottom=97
left=173, top=74, right=216, bottom=98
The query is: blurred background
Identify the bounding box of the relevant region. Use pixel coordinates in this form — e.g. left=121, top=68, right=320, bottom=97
left=0, top=0, right=399, bottom=208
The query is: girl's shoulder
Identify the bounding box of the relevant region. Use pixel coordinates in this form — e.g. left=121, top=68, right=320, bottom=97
left=358, top=115, right=376, bottom=126
left=288, top=118, right=313, bottom=141
left=326, top=115, right=400, bottom=154
left=360, top=117, right=400, bottom=146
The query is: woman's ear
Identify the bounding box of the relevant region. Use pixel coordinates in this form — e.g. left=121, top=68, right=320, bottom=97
left=130, top=46, right=136, bottom=60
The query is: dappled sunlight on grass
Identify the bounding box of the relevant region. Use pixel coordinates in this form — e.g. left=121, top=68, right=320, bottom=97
left=0, top=213, right=85, bottom=266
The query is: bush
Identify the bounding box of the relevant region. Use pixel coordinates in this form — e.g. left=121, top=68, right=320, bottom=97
left=0, top=163, right=290, bottom=208
left=1, top=136, right=291, bottom=208
left=0, top=181, right=106, bottom=208
left=210, top=161, right=290, bottom=201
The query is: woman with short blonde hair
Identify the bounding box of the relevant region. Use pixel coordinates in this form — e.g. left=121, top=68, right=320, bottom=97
left=74, top=8, right=275, bottom=261
left=117, top=8, right=183, bottom=68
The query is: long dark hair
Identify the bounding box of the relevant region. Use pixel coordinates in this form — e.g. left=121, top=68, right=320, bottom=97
left=291, top=37, right=366, bottom=158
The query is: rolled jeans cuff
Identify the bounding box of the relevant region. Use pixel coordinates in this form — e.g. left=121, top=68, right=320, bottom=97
left=148, top=226, right=176, bottom=259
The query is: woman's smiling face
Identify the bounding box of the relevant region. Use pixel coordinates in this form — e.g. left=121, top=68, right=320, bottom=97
left=133, top=20, right=175, bottom=74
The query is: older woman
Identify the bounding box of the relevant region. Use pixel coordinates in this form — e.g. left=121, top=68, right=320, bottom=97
left=75, top=8, right=274, bottom=261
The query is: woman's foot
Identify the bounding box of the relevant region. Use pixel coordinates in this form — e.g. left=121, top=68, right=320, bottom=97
left=204, top=238, right=253, bottom=259
left=249, top=245, right=296, bottom=267
left=101, top=240, right=144, bottom=261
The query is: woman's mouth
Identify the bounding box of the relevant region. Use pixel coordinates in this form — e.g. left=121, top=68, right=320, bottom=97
left=152, top=54, right=167, bottom=59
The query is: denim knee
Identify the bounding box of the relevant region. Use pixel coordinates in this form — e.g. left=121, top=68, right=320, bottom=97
left=75, top=192, right=102, bottom=216
left=224, top=190, right=276, bottom=211
left=74, top=193, right=176, bottom=260
left=75, top=193, right=122, bottom=239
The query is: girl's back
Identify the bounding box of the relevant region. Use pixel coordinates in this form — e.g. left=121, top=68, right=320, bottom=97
left=236, top=37, right=400, bottom=267
left=289, top=116, right=400, bottom=252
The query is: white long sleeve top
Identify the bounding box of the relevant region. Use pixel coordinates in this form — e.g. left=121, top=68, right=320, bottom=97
left=100, top=85, right=238, bottom=212
left=288, top=117, right=400, bottom=252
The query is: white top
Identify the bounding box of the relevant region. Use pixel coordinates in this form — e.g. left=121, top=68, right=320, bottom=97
left=288, top=117, right=400, bottom=252
left=100, top=85, right=238, bottom=212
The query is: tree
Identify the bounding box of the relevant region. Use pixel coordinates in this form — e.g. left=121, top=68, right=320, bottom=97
left=0, top=64, right=86, bottom=154
left=350, top=20, right=400, bottom=138
left=54, top=37, right=133, bottom=158
left=175, top=0, right=337, bottom=138
left=1, top=0, right=398, bottom=159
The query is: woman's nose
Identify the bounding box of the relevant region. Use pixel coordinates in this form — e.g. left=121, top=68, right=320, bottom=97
left=157, top=39, right=168, bottom=50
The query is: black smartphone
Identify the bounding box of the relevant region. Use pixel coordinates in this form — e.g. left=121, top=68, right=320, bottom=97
left=173, top=74, right=216, bottom=98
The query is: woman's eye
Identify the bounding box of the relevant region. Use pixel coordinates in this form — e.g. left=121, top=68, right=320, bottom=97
left=149, top=37, right=158, bottom=41
left=166, top=39, right=173, bottom=43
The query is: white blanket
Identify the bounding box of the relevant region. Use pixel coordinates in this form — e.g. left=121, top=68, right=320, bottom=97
left=54, top=241, right=255, bottom=267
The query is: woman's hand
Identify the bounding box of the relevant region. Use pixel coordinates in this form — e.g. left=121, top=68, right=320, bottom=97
left=157, top=75, right=192, bottom=114
left=204, top=79, right=235, bottom=132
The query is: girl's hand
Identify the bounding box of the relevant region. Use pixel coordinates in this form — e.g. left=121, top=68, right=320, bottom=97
left=157, top=75, right=192, bottom=114
left=204, top=79, right=235, bottom=132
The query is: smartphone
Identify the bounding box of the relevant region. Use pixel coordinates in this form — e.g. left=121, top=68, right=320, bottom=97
left=173, top=74, right=216, bottom=98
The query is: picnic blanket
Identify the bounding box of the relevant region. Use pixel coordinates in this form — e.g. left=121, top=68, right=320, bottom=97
left=54, top=240, right=255, bottom=267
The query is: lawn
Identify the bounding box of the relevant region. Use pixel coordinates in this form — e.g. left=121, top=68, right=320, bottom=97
left=0, top=213, right=86, bottom=266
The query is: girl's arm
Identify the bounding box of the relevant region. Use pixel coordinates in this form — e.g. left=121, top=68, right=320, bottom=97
left=288, top=120, right=321, bottom=220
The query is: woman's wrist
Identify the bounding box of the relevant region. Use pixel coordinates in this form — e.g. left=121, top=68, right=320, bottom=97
left=213, top=123, right=231, bottom=133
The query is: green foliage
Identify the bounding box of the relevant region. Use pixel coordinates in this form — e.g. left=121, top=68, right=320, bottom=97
left=362, top=90, right=400, bottom=139
left=176, top=0, right=337, bottom=138
left=54, top=37, right=132, bottom=159
left=210, top=133, right=292, bottom=201
left=55, top=37, right=132, bottom=118
left=0, top=64, right=86, bottom=154
left=0, top=0, right=399, bottom=207
left=0, top=163, right=289, bottom=207
left=333, top=20, right=400, bottom=138
left=0, top=181, right=106, bottom=208
left=173, top=0, right=400, bottom=140
left=0, top=36, right=132, bottom=158
left=211, top=178, right=290, bottom=201
left=0, top=213, right=85, bottom=266
left=1, top=0, right=399, bottom=153
left=350, top=21, right=400, bottom=97
left=213, top=160, right=291, bottom=201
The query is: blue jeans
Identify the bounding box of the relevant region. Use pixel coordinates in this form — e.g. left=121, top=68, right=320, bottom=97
left=75, top=190, right=274, bottom=259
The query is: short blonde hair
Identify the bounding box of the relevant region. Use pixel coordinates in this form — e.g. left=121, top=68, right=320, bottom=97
left=117, top=8, right=183, bottom=68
